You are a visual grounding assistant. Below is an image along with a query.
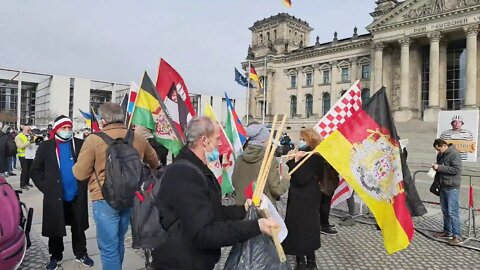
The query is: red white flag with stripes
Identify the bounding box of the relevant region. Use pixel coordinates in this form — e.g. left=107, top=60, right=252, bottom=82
left=312, top=80, right=362, bottom=207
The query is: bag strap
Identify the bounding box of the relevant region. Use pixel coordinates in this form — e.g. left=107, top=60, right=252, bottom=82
left=124, top=129, right=134, bottom=145
left=93, top=132, right=115, bottom=145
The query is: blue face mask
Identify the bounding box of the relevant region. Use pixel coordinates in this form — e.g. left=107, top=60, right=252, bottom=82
left=58, top=130, right=73, bottom=140
left=205, top=139, right=220, bottom=162
left=298, top=140, right=307, bottom=149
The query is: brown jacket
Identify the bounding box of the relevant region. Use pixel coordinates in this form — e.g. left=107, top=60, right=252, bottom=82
left=73, top=123, right=160, bottom=201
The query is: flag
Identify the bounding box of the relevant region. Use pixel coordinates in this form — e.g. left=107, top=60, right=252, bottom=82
left=283, top=0, right=292, bottom=7
left=156, top=58, right=197, bottom=142
left=204, top=102, right=235, bottom=195
left=126, top=82, right=139, bottom=125
left=79, top=109, right=93, bottom=128
left=234, top=67, right=253, bottom=88
left=249, top=66, right=263, bottom=88
left=315, top=87, right=414, bottom=254
left=225, top=92, right=247, bottom=145
left=120, top=91, right=128, bottom=123
left=225, top=103, right=243, bottom=157
left=89, top=107, right=100, bottom=132
left=313, top=82, right=362, bottom=207
left=131, top=72, right=183, bottom=156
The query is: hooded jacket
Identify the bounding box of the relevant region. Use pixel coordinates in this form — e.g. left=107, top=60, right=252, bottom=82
left=435, top=145, right=462, bottom=190
left=232, top=144, right=290, bottom=205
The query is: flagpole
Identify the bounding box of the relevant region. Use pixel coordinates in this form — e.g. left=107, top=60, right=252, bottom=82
left=263, top=55, right=267, bottom=125
left=246, top=61, right=251, bottom=126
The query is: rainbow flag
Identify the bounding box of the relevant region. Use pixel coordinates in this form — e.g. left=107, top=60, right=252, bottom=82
left=315, top=87, right=414, bottom=254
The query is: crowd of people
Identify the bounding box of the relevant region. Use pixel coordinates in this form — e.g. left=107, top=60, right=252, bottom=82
left=0, top=102, right=465, bottom=270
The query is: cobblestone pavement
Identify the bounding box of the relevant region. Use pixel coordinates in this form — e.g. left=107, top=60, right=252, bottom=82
left=9, top=166, right=480, bottom=269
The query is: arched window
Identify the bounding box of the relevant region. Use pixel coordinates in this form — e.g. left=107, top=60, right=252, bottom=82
left=267, top=32, right=270, bottom=41
left=274, top=29, right=277, bottom=39
left=259, top=33, right=263, bottom=43
left=305, top=94, right=313, bottom=118
left=361, top=88, right=370, bottom=103
left=290, top=96, right=297, bottom=118
left=322, top=93, right=331, bottom=116
left=340, top=90, right=347, bottom=97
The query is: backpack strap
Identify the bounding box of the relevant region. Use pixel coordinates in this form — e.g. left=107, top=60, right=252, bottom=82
left=124, top=129, right=135, bottom=145
left=93, top=132, right=115, bottom=145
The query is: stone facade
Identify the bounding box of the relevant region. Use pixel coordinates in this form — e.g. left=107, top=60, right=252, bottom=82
left=244, top=0, right=480, bottom=129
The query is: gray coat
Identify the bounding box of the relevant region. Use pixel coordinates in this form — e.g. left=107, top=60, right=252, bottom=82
left=435, top=145, right=462, bottom=190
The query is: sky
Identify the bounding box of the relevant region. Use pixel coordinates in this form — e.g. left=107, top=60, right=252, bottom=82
left=0, top=0, right=376, bottom=99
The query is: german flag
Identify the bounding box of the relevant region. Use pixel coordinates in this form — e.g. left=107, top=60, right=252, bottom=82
left=131, top=72, right=183, bottom=156
left=283, top=0, right=292, bottom=8
left=315, top=87, right=414, bottom=254
left=249, top=66, right=263, bottom=89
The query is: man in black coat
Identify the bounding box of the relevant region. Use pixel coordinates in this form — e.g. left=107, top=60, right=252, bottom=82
left=152, top=116, right=278, bottom=270
left=31, top=116, right=94, bottom=270
left=0, top=125, right=17, bottom=177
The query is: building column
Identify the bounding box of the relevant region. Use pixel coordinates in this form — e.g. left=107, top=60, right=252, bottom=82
left=373, top=42, right=384, bottom=91
left=350, top=57, right=358, bottom=81
left=395, top=37, right=413, bottom=122
left=424, top=31, right=441, bottom=122
left=464, top=24, right=479, bottom=109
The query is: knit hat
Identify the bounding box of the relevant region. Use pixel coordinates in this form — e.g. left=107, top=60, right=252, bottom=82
left=51, top=115, right=73, bottom=137
left=1, top=125, right=10, bottom=134
left=451, top=115, right=464, bottom=125
left=246, top=123, right=270, bottom=146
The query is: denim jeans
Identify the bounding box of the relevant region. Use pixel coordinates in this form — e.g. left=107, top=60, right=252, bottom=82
left=7, top=156, right=15, bottom=173
left=439, top=188, right=461, bottom=237
left=92, top=200, right=132, bottom=270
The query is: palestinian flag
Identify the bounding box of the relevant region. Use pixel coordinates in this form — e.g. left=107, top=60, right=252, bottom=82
left=204, top=102, right=235, bottom=195
left=315, top=87, right=414, bottom=254
left=156, top=58, right=197, bottom=142
left=131, top=72, right=183, bottom=156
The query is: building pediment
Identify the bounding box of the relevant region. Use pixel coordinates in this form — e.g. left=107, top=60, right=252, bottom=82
left=367, top=0, right=480, bottom=33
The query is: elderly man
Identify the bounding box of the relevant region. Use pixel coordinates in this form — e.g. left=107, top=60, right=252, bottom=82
left=432, top=138, right=463, bottom=246
left=152, top=116, right=278, bottom=270
left=440, top=115, right=475, bottom=161
left=31, top=115, right=93, bottom=270
left=15, top=125, right=34, bottom=189
left=73, top=102, right=159, bottom=270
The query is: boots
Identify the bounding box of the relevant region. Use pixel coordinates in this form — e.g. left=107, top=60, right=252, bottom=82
left=295, top=256, right=306, bottom=270
left=306, top=254, right=318, bottom=270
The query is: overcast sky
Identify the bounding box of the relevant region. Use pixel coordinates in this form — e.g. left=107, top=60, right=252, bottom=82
left=0, top=0, right=375, bottom=98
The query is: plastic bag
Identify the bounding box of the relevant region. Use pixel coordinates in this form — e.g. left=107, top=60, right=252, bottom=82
left=223, top=207, right=292, bottom=270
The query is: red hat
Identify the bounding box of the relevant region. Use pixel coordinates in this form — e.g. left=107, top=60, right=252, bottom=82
left=50, top=115, right=73, bottom=139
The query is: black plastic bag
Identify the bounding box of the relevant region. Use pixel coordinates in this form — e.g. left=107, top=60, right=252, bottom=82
left=224, top=207, right=291, bottom=270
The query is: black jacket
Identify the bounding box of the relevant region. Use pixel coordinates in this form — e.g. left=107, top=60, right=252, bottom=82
left=435, top=145, right=462, bottom=190
left=0, top=131, right=16, bottom=172
left=30, top=138, right=89, bottom=237
left=282, top=152, right=323, bottom=256
left=152, top=147, right=261, bottom=270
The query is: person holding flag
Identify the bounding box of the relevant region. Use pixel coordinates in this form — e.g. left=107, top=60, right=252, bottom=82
left=231, top=123, right=290, bottom=206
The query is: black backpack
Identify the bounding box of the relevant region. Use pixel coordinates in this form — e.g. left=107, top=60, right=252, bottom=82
left=94, top=130, right=144, bottom=210
left=131, top=160, right=200, bottom=250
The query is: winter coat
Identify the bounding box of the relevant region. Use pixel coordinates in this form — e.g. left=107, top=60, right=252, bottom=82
left=435, top=145, right=462, bottom=190
left=72, top=123, right=159, bottom=201
left=152, top=147, right=261, bottom=270
left=0, top=131, right=16, bottom=172
left=30, top=138, right=89, bottom=237
left=232, top=144, right=290, bottom=205
left=282, top=152, right=324, bottom=256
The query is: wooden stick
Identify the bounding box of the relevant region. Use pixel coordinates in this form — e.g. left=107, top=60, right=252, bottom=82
left=281, top=151, right=313, bottom=158
left=255, top=115, right=287, bottom=204
left=288, top=150, right=316, bottom=176
left=253, top=115, right=278, bottom=205
left=259, top=208, right=286, bottom=263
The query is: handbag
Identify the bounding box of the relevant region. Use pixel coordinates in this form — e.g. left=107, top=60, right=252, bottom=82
left=429, top=178, right=441, bottom=196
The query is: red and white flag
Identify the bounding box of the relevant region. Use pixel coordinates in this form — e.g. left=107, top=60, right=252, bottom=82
left=312, top=80, right=362, bottom=207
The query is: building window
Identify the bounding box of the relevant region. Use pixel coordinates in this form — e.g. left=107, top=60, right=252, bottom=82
left=446, top=40, right=467, bottom=110
left=340, top=90, right=347, bottom=97
left=323, top=70, right=330, bottom=84
left=190, top=95, right=200, bottom=114
left=290, top=96, right=297, bottom=118
left=305, top=73, right=313, bottom=86
left=305, top=94, right=313, bottom=117
left=290, top=74, right=297, bottom=88
left=341, top=68, right=349, bottom=82
left=267, top=32, right=270, bottom=41
left=274, top=29, right=277, bottom=39
left=421, top=46, right=430, bottom=114
left=259, top=33, right=263, bottom=43
left=69, top=78, right=74, bottom=119
left=361, top=88, right=370, bottom=103
left=260, top=76, right=268, bottom=91
left=90, top=89, right=112, bottom=112
left=322, top=93, right=331, bottom=116
left=361, top=64, right=370, bottom=80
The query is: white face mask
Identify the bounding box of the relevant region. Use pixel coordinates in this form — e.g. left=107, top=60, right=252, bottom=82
left=58, top=130, right=73, bottom=140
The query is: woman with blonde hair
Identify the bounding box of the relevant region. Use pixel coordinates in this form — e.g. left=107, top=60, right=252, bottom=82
left=282, top=129, right=326, bottom=270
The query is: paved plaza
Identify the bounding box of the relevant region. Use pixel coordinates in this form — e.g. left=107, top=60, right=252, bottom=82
left=6, top=162, right=480, bottom=270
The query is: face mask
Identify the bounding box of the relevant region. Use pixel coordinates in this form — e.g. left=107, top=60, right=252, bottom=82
left=298, top=140, right=307, bottom=149
left=58, top=130, right=73, bottom=140
left=204, top=138, right=220, bottom=162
